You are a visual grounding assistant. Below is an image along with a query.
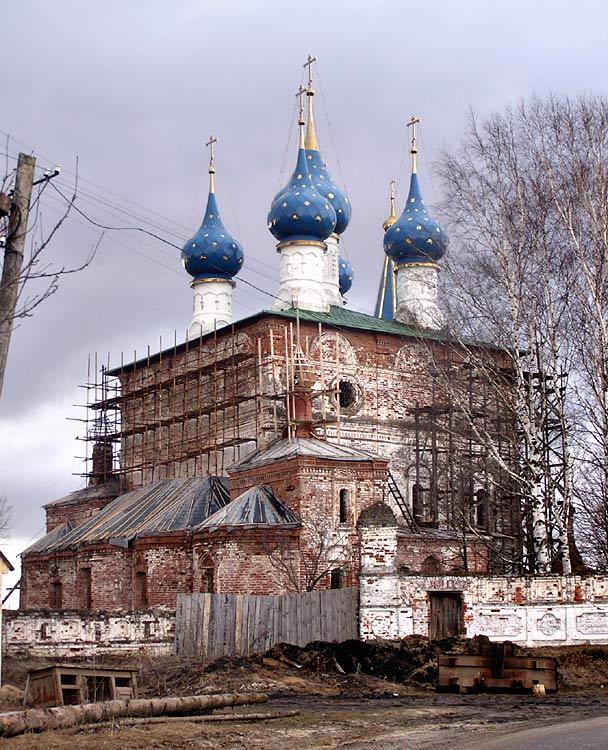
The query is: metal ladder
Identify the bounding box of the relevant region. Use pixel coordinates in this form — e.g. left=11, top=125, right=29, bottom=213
left=387, top=470, right=418, bottom=532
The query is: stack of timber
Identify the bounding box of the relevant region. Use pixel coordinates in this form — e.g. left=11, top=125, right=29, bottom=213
left=437, top=641, right=558, bottom=694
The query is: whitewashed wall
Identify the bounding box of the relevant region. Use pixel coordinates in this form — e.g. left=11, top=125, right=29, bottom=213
left=360, top=572, right=608, bottom=646
left=3, top=609, right=175, bottom=657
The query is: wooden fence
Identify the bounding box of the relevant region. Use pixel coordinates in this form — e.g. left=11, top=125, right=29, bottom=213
left=175, top=588, right=358, bottom=658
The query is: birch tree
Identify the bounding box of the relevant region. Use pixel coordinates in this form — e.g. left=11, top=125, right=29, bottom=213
left=436, top=95, right=608, bottom=573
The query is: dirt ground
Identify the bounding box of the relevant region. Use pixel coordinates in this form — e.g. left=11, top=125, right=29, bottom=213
left=2, top=638, right=608, bottom=749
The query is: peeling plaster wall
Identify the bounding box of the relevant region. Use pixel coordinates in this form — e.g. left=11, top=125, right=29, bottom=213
left=360, top=572, right=608, bottom=646
left=3, top=609, right=175, bottom=657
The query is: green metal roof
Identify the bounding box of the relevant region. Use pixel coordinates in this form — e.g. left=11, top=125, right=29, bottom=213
left=262, top=306, right=452, bottom=342
left=108, top=306, right=497, bottom=376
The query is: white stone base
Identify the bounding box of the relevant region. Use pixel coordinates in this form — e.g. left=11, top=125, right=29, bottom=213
left=4, top=609, right=175, bottom=657
left=360, top=573, right=608, bottom=647
left=273, top=240, right=329, bottom=313
left=322, top=235, right=342, bottom=307
left=395, top=263, right=444, bottom=331
left=189, top=278, right=234, bottom=339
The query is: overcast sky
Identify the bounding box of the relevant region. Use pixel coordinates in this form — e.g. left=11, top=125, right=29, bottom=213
left=1, top=0, right=607, bottom=603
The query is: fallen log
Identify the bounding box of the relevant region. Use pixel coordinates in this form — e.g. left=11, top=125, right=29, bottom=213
left=67, top=709, right=299, bottom=733
left=0, top=691, right=268, bottom=738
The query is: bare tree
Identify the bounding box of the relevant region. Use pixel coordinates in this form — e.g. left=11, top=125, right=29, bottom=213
left=436, top=95, right=608, bottom=573
left=265, top=513, right=352, bottom=592
left=0, top=152, right=99, bottom=399
left=0, top=496, right=11, bottom=540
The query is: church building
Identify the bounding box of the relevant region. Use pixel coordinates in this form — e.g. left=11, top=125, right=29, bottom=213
left=19, top=64, right=520, bottom=613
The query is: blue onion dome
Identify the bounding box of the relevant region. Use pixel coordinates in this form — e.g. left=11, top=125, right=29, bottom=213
left=182, top=168, right=244, bottom=281
left=267, top=118, right=336, bottom=243
left=304, top=89, right=352, bottom=235
left=338, top=255, right=354, bottom=295
left=383, top=171, right=448, bottom=266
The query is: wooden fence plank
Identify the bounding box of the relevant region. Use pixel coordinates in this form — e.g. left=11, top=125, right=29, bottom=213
left=241, top=594, right=251, bottom=657
left=174, top=589, right=358, bottom=658
left=200, top=593, right=210, bottom=659
left=175, top=593, right=185, bottom=655
left=234, top=595, right=243, bottom=654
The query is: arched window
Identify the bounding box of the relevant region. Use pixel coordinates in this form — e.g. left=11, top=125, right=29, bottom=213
left=412, top=483, right=424, bottom=519
left=330, top=568, right=344, bottom=589
left=50, top=580, right=62, bottom=609
left=475, top=489, right=489, bottom=530
left=410, top=466, right=432, bottom=523
left=339, top=488, right=349, bottom=523
left=421, top=555, right=441, bottom=574
left=80, top=567, right=92, bottom=610
left=134, top=571, right=148, bottom=609
left=199, top=556, right=215, bottom=593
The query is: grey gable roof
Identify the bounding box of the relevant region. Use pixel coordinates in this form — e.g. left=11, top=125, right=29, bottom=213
left=22, top=520, right=76, bottom=556
left=43, top=477, right=121, bottom=509
left=196, top=485, right=300, bottom=532
left=23, top=477, right=230, bottom=556
left=230, top=436, right=385, bottom=473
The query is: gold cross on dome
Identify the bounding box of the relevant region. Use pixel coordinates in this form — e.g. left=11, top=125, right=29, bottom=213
left=407, top=116, right=420, bottom=173
left=303, top=54, right=317, bottom=89
left=206, top=135, right=217, bottom=170
left=295, top=85, right=307, bottom=122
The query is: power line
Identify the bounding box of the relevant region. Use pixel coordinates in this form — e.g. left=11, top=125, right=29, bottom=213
left=49, top=181, right=282, bottom=304
left=1, top=138, right=286, bottom=278
left=37, top=195, right=272, bottom=312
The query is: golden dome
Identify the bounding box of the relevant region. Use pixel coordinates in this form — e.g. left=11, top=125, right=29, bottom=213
left=383, top=179, right=397, bottom=232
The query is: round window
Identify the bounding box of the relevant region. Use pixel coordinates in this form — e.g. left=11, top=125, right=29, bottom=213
left=334, top=378, right=361, bottom=412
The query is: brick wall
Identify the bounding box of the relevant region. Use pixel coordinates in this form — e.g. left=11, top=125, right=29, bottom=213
left=45, top=481, right=120, bottom=533
left=21, top=537, right=194, bottom=612
left=22, top=547, right=134, bottom=611
left=359, top=519, right=489, bottom=576
left=194, top=531, right=299, bottom=594
left=109, top=315, right=518, bottom=553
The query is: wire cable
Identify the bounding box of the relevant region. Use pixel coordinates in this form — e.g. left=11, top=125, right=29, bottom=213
left=49, top=181, right=282, bottom=303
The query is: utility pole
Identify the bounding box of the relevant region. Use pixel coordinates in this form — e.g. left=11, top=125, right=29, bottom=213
left=0, top=152, right=35, bottom=400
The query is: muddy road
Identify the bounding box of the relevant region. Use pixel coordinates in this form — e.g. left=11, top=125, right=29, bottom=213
left=2, top=693, right=607, bottom=750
